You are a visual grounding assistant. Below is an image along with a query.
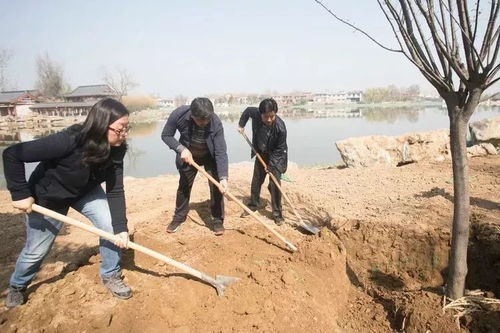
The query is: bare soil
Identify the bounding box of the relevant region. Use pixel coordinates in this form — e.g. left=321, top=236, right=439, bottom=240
left=0, top=155, right=499, bottom=332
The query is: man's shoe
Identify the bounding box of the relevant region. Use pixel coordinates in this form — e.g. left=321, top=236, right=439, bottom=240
left=5, top=286, right=26, bottom=309
left=273, top=215, right=285, bottom=226
left=240, top=206, right=257, bottom=218
left=166, top=220, right=183, bottom=233
left=213, top=220, right=225, bottom=236
left=102, top=272, right=132, bottom=300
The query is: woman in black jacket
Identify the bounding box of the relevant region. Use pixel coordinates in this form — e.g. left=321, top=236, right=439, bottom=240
left=3, top=98, right=132, bottom=309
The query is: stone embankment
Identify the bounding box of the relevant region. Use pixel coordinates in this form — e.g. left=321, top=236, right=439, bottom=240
left=336, top=116, right=500, bottom=168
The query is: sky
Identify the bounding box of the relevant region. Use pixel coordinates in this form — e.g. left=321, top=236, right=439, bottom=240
left=1, top=0, right=435, bottom=98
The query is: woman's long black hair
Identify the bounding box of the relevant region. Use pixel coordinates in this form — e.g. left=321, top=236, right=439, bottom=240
left=77, top=98, right=129, bottom=168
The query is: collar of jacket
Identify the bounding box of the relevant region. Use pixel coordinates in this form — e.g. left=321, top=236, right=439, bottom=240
left=180, top=107, right=215, bottom=133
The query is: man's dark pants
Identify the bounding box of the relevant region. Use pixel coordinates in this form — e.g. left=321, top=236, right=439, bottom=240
left=248, top=155, right=282, bottom=217
left=173, top=156, right=224, bottom=223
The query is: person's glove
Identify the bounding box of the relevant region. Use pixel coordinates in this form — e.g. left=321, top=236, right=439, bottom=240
left=114, top=232, right=129, bottom=249
left=12, top=196, right=35, bottom=213
left=219, top=178, right=228, bottom=193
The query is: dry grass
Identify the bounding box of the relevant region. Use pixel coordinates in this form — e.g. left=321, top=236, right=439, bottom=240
left=122, top=95, right=158, bottom=112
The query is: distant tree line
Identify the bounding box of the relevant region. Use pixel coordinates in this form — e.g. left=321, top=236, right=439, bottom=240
left=363, top=84, right=420, bottom=103
left=36, top=52, right=71, bottom=99
left=1, top=49, right=140, bottom=103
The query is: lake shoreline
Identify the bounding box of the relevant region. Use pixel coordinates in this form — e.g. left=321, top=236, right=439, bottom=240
left=0, top=100, right=447, bottom=131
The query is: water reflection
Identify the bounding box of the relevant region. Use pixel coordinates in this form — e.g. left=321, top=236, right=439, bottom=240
left=362, top=108, right=421, bottom=123
left=0, top=107, right=442, bottom=146
left=128, top=122, right=158, bottom=137
left=216, top=106, right=439, bottom=123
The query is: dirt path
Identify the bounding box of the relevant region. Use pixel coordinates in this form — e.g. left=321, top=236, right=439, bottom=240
left=0, top=156, right=499, bottom=332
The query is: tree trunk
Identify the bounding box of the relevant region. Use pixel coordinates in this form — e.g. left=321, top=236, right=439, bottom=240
left=445, top=107, right=471, bottom=300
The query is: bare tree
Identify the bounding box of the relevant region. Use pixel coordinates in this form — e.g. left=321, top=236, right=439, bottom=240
left=405, top=84, right=421, bottom=100
left=36, top=52, right=69, bottom=99
left=0, top=49, right=13, bottom=92
left=314, top=0, right=499, bottom=299
left=103, top=67, right=138, bottom=100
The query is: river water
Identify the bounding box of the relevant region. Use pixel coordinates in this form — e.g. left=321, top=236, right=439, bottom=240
left=1, top=106, right=499, bottom=188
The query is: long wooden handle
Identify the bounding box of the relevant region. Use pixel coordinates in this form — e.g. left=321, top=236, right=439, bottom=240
left=31, top=204, right=224, bottom=288
left=240, top=132, right=307, bottom=226
left=240, top=131, right=268, bottom=171
left=189, top=160, right=297, bottom=252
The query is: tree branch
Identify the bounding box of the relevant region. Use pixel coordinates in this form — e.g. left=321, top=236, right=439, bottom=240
left=486, top=75, right=500, bottom=87
left=437, top=0, right=486, bottom=71
left=479, top=0, right=499, bottom=61
left=472, top=0, right=481, bottom=45
left=404, top=0, right=442, bottom=73
left=438, top=0, right=453, bottom=80
left=313, top=0, right=403, bottom=52
left=456, top=0, right=476, bottom=72
left=480, top=90, right=500, bottom=102
left=414, top=1, right=471, bottom=86
left=385, top=0, right=452, bottom=89
left=485, top=62, right=500, bottom=87
left=447, top=0, right=459, bottom=59
left=376, top=0, right=443, bottom=87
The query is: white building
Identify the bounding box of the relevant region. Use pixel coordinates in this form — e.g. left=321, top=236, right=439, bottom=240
left=0, top=90, right=39, bottom=117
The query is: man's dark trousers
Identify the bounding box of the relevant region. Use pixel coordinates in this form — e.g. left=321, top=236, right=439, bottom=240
left=173, top=156, right=224, bottom=223
left=248, top=155, right=282, bottom=217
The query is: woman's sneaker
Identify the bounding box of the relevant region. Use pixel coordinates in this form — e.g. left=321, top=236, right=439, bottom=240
left=102, top=272, right=132, bottom=299
left=5, top=286, right=26, bottom=309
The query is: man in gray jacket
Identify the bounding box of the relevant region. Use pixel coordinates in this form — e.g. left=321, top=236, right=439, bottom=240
left=161, top=97, right=228, bottom=235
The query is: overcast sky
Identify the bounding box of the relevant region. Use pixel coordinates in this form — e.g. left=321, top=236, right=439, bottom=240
left=1, top=0, right=436, bottom=97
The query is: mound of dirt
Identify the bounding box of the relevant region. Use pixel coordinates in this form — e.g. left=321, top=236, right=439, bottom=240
left=0, top=155, right=499, bottom=332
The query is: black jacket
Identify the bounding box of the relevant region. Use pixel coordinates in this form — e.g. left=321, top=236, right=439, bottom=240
left=161, top=105, right=229, bottom=179
left=2, top=125, right=128, bottom=233
left=238, top=107, right=288, bottom=173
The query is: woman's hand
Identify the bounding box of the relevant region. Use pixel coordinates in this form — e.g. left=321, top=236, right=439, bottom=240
left=114, top=232, right=129, bottom=249
left=12, top=197, right=35, bottom=213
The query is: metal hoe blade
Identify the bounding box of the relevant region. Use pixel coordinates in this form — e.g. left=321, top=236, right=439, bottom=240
left=299, top=220, right=321, bottom=235
left=213, top=275, right=239, bottom=296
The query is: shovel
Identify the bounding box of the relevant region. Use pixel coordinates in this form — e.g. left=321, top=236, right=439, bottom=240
left=239, top=131, right=320, bottom=235
left=189, top=160, right=298, bottom=252
left=31, top=204, right=238, bottom=296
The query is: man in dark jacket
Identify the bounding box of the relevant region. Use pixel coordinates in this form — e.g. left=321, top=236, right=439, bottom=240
left=161, top=97, right=228, bottom=235
left=238, top=98, right=288, bottom=225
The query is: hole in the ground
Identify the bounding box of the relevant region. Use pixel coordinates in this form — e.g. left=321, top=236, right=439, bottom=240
left=467, top=218, right=500, bottom=298
left=338, top=217, right=500, bottom=331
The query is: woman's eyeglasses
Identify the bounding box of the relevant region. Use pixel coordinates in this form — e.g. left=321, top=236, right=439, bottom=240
left=109, top=126, right=132, bottom=136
